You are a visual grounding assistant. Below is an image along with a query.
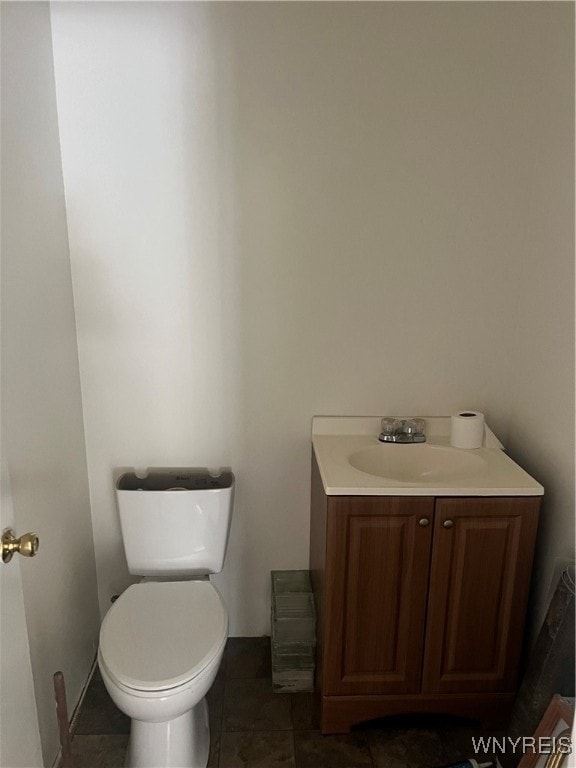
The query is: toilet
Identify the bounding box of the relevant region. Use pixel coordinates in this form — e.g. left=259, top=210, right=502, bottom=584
left=98, top=468, right=235, bottom=768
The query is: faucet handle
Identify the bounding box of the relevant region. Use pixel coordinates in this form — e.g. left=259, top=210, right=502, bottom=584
left=414, top=418, right=426, bottom=435
left=404, top=418, right=425, bottom=435
left=380, top=417, right=396, bottom=436
left=403, top=418, right=426, bottom=442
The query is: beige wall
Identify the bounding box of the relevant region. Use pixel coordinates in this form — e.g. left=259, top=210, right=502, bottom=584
left=1, top=3, right=101, bottom=764
left=50, top=2, right=574, bottom=636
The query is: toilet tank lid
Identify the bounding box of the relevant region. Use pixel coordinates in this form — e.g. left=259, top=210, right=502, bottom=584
left=99, top=581, right=228, bottom=692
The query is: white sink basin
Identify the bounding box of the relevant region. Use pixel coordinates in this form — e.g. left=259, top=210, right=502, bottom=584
left=348, top=443, right=486, bottom=483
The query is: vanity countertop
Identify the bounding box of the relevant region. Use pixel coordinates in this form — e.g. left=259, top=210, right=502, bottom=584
left=312, top=416, right=544, bottom=497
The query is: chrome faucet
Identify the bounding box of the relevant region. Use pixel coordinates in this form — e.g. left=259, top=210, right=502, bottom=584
left=378, top=418, right=426, bottom=443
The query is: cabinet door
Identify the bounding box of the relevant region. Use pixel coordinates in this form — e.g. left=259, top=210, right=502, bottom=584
left=422, top=497, right=540, bottom=694
left=323, top=496, right=434, bottom=695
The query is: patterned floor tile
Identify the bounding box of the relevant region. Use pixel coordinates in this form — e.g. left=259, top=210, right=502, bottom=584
left=208, top=663, right=226, bottom=730
left=219, top=731, right=296, bottom=767
left=367, top=726, right=447, bottom=768
left=291, top=692, right=318, bottom=730
left=293, top=729, right=373, bottom=768
left=223, top=678, right=293, bottom=732
left=225, top=636, right=272, bottom=679
left=208, top=728, right=221, bottom=768
left=71, top=734, right=129, bottom=768
left=74, top=680, right=130, bottom=735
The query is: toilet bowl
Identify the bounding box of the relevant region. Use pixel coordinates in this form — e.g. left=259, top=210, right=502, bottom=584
left=98, top=580, right=228, bottom=768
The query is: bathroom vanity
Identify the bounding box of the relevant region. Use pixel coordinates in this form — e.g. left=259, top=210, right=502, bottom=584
left=309, top=417, right=543, bottom=734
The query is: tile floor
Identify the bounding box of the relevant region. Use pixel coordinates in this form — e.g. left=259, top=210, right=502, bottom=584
left=72, top=637, right=504, bottom=768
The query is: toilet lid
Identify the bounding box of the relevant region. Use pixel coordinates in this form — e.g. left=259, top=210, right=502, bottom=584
left=99, top=581, right=227, bottom=692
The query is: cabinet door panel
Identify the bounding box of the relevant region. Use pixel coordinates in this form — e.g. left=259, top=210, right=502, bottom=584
left=323, top=496, right=434, bottom=695
left=422, top=498, right=539, bottom=694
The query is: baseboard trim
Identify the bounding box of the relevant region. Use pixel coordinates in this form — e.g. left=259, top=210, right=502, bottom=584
left=51, top=655, right=98, bottom=768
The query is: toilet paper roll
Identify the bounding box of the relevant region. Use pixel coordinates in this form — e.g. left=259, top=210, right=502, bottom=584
left=450, top=411, right=485, bottom=449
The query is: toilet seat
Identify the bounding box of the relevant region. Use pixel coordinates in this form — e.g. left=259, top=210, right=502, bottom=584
left=99, top=580, right=228, bottom=693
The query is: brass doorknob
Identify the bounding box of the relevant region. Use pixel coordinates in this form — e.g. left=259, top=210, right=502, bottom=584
left=1, top=529, right=40, bottom=564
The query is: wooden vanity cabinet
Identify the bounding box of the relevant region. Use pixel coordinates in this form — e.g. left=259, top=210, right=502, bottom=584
left=309, top=455, right=540, bottom=734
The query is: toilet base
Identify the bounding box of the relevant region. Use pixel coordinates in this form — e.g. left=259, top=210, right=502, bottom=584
left=126, top=698, right=210, bottom=768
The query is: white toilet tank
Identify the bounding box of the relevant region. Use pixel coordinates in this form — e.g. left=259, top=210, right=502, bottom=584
left=116, top=468, right=234, bottom=577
